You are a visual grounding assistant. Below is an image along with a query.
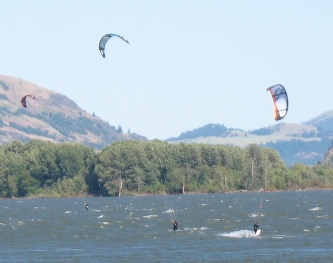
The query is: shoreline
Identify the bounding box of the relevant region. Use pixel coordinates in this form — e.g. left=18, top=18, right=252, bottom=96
left=3, top=187, right=333, bottom=200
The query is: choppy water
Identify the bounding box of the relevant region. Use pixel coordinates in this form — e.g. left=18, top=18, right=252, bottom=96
left=0, top=190, right=332, bottom=262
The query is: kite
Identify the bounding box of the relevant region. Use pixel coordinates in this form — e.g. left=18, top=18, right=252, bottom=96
left=21, top=94, right=36, bottom=108
left=266, top=84, right=288, bottom=121
left=99, top=34, right=129, bottom=58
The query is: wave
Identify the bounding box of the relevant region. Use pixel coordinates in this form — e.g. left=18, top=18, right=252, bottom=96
left=218, top=230, right=258, bottom=238
left=162, top=209, right=175, bottom=214
left=309, top=207, right=322, bottom=211
left=142, top=215, right=158, bottom=218
left=249, top=213, right=264, bottom=218
left=184, top=227, right=208, bottom=231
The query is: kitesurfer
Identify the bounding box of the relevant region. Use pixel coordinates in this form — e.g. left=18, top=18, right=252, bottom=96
left=85, top=204, right=89, bottom=211
left=172, top=219, right=178, bottom=231
left=254, top=221, right=260, bottom=234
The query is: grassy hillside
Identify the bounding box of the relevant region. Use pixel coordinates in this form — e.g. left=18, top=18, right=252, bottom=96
left=168, top=123, right=319, bottom=147
left=305, top=110, right=333, bottom=132
left=167, top=122, right=330, bottom=166
left=0, top=75, right=146, bottom=149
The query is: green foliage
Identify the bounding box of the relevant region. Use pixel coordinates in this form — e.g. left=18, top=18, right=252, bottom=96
left=0, top=140, right=96, bottom=198
left=94, top=141, right=333, bottom=195
left=0, top=139, right=332, bottom=198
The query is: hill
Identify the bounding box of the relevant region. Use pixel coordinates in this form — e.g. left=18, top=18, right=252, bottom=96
left=166, top=122, right=332, bottom=166
left=167, top=123, right=234, bottom=141
left=167, top=123, right=319, bottom=146
left=0, top=75, right=146, bottom=149
left=305, top=110, right=333, bottom=133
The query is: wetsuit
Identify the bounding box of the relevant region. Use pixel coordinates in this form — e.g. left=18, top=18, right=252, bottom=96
left=254, top=223, right=260, bottom=233
left=173, top=220, right=178, bottom=231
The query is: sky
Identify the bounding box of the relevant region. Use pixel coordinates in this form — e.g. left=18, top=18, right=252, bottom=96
left=1, top=1, right=333, bottom=140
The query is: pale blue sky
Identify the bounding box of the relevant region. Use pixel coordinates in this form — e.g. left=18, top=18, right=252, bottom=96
left=1, top=1, right=333, bottom=140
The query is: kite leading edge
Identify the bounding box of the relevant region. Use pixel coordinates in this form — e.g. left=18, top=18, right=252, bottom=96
left=99, top=33, right=129, bottom=58
left=266, top=84, right=288, bottom=121
left=21, top=94, right=36, bottom=108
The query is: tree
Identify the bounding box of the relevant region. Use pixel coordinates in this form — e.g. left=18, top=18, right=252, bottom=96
left=244, top=144, right=264, bottom=190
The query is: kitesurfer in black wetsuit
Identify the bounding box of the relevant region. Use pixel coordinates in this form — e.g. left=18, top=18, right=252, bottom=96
left=172, top=219, right=178, bottom=231
left=254, top=221, right=260, bottom=234
left=85, top=204, right=89, bottom=211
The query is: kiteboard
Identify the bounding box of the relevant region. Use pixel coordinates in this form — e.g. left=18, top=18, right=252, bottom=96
left=254, top=229, right=261, bottom=236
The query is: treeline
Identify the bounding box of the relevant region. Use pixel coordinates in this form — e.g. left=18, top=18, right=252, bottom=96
left=0, top=139, right=333, bottom=198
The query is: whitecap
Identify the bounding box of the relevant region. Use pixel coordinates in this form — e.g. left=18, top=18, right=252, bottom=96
left=208, top=218, right=220, bottom=222
left=184, top=227, right=199, bottom=231
left=143, top=215, right=158, bottom=218
left=183, top=227, right=208, bottom=232
left=273, top=235, right=287, bottom=239
left=97, top=214, right=104, bottom=218
left=162, top=209, right=174, bottom=214
left=309, top=207, right=322, bottom=211
left=218, top=230, right=257, bottom=238
left=317, top=215, right=328, bottom=218
left=249, top=213, right=264, bottom=218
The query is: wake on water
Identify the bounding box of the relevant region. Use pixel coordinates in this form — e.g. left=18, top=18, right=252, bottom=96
left=218, top=230, right=260, bottom=238
left=162, top=209, right=175, bottom=214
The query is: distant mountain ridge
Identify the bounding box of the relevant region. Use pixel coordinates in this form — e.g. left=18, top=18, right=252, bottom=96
left=166, top=116, right=333, bottom=166
left=167, top=122, right=319, bottom=143
left=0, top=74, right=146, bottom=149
left=167, top=123, right=237, bottom=141
left=305, top=110, right=333, bottom=132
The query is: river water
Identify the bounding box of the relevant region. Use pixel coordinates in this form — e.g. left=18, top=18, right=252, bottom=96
left=0, top=190, right=332, bottom=262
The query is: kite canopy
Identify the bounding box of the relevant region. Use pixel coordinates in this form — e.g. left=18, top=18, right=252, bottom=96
left=21, top=94, right=36, bottom=108
left=266, top=84, right=288, bottom=121
left=99, top=33, right=129, bottom=58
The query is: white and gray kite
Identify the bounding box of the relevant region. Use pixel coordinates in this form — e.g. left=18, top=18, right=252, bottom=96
left=99, top=34, right=129, bottom=58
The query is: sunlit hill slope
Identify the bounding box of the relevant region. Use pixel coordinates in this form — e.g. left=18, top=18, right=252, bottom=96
left=167, top=120, right=333, bottom=166
left=0, top=75, right=146, bottom=149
